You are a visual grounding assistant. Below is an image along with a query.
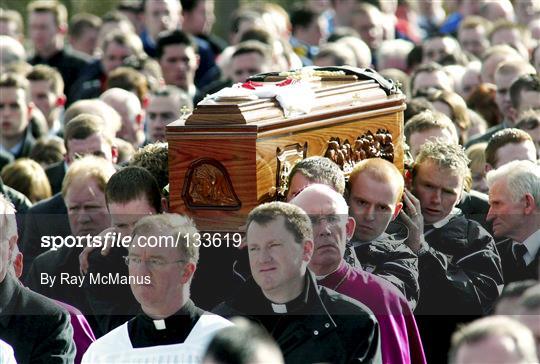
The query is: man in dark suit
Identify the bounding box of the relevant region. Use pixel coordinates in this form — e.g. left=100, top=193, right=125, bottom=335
left=0, top=194, right=75, bottom=363
left=487, top=160, right=540, bottom=283
left=23, top=114, right=118, bottom=277
left=0, top=73, right=36, bottom=160
left=27, top=155, right=115, bottom=318
left=45, top=101, right=119, bottom=195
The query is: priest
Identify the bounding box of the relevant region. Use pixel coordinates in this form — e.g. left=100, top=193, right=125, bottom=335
left=82, top=214, right=232, bottom=363
left=214, top=201, right=381, bottom=363
left=291, top=184, right=426, bottom=364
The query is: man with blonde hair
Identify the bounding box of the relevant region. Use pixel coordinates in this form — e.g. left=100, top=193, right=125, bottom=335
left=347, top=157, right=420, bottom=309
left=82, top=213, right=233, bottom=363
left=487, top=160, right=540, bottom=283
left=27, top=156, right=115, bottom=318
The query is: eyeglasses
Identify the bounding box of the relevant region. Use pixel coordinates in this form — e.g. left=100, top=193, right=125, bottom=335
left=123, top=256, right=186, bottom=270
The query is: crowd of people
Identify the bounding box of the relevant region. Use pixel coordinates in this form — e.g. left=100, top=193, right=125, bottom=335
left=1, top=0, right=540, bottom=363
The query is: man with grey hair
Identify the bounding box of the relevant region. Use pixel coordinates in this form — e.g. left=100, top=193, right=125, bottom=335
left=448, top=316, right=537, bottom=364
left=486, top=160, right=540, bottom=283
left=82, top=213, right=232, bottom=363
left=0, top=194, right=75, bottom=363
left=100, top=88, right=145, bottom=147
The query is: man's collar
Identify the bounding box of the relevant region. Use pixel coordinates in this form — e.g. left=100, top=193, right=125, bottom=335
left=518, top=229, right=540, bottom=265
left=431, top=208, right=462, bottom=229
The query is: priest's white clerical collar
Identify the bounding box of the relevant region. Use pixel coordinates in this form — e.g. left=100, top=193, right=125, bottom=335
left=153, top=319, right=166, bottom=330
left=271, top=303, right=287, bottom=313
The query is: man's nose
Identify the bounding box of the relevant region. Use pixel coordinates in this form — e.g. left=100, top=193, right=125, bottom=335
left=430, top=189, right=442, bottom=204
left=364, top=205, right=376, bottom=221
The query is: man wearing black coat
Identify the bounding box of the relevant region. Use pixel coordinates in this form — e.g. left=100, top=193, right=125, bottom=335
left=486, top=160, right=540, bottom=283
left=0, top=194, right=75, bottom=364
left=214, top=202, right=381, bottom=363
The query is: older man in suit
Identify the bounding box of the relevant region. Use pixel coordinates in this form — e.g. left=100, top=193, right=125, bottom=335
left=487, top=160, right=540, bottom=283
left=0, top=193, right=75, bottom=363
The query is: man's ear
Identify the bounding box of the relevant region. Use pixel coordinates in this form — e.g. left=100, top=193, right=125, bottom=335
left=111, top=145, right=118, bottom=164
left=27, top=102, right=34, bottom=119
left=58, top=24, right=67, bottom=35
left=345, top=216, right=356, bottom=240
left=507, top=106, right=518, bottom=123
left=180, top=262, right=196, bottom=284
left=55, top=94, right=66, bottom=107
left=392, top=202, right=403, bottom=221
left=160, top=197, right=169, bottom=213
left=523, top=193, right=536, bottom=215
left=302, top=239, right=314, bottom=262
left=135, top=110, right=146, bottom=129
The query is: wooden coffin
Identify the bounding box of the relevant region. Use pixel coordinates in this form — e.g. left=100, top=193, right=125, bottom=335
left=167, top=74, right=406, bottom=231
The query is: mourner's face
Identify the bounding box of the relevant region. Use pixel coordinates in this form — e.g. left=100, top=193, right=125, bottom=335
left=29, top=11, right=58, bottom=54
left=286, top=173, right=312, bottom=201
left=146, top=95, right=181, bottom=142
left=66, top=133, right=114, bottom=165
left=145, top=0, right=180, bottom=39
left=349, top=172, right=402, bottom=242
left=294, top=191, right=354, bottom=273
left=159, top=44, right=198, bottom=91
left=0, top=87, right=31, bottom=139
left=65, top=177, right=111, bottom=237
left=128, top=235, right=189, bottom=314
left=487, top=178, right=526, bottom=239
left=412, top=160, right=463, bottom=224
left=247, top=217, right=312, bottom=297
left=493, top=141, right=537, bottom=169
left=453, top=334, right=526, bottom=364
left=0, top=214, right=16, bottom=283
left=108, top=197, right=157, bottom=237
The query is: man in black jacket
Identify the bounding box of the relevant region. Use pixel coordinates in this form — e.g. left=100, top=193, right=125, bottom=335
left=0, top=194, right=75, bottom=364
left=214, top=202, right=381, bottom=363
left=347, top=158, right=420, bottom=309
left=408, top=141, right=503, bottom=363
left=486, top=160, right=540, bottom=283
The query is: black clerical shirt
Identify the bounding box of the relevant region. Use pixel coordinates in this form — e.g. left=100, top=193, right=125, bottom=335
left=128, top=299, right=204, bottom=348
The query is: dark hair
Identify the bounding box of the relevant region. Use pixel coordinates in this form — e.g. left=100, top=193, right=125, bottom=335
left=404, top=97, right=435, bottom=124
left=180, top=0, right=201, bottom=13
left=106, top=166, right=162, bottom=212
left=232, top=40, right=270, bottom=59
left=290, top=4, right=319, bottom=32
left=68, top=13, right=101, bottom=39
left=156, top=29, right=197, bottom=59
left=246, top=202, right=313, bottom=245
left=287, top=156, right=345, bottom=198
left=509, top=73, right=540, bottom=110
left=203, top=319, right=283, bottom=364
left=129, top=142, right=169, bottom=190
left=497, top=280, right=537, bottom=301
left=27, top=64, right=64, bottom=95
left=239, top=27, right=273, bottom=46
left=485, top=128, right=533, bottom=167
left=106, top=66, right=148, bottom=105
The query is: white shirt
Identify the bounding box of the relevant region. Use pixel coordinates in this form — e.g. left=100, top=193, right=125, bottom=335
left=517, top=229, right=540, bottom=266
left=82, top=313, right=233, bottom=363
